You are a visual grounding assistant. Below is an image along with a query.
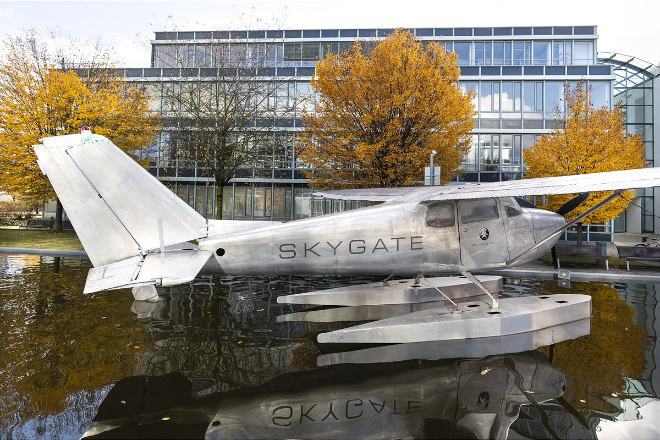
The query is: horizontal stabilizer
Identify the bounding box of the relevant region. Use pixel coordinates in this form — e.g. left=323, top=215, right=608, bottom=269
left=84, top=249, right=212, bottom=294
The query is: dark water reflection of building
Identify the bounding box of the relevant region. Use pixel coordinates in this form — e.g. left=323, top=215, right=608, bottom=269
left=0, top=254, right=657, bottom=439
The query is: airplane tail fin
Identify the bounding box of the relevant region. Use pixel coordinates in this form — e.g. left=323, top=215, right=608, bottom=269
left=34, top=133, right=210, bottom=293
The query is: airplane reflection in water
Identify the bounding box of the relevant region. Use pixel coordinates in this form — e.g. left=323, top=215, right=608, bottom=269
left=83, top=347, right=594, bottom=440
left=83, top=277, right=595, bottom=439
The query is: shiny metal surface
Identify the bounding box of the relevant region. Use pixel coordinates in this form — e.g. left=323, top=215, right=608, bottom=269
left=508, top=190, right=624, bottom=266
left=457, top=199, right=509, bottom=268
left=84, top=249, right=212, bottom=293
left=315, top=166, right=660, bottom=202
left=276, top=302, right=449, bottom=323
left=316, top=294, right=591, bottom=344
left=199, top=198, right=564, bottom=277
left=276, top=275, right=502, bottom=306
left=317, top=318, right=591, bottom=365
left=34, top=134, right=207, bottom=266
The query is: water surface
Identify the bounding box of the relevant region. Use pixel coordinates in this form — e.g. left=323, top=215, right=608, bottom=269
left=0, top=254, right=657, bottom=439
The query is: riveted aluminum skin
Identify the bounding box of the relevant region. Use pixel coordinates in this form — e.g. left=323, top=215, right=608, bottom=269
left=198, top=199, right=565, bottom=276
left=276, top=275, right=502, bottom=306
left=316, top=294, right=591, bottom=344
left=316, top=166, right=660, bottom=202
left=317, top=318, right=590, bottom=365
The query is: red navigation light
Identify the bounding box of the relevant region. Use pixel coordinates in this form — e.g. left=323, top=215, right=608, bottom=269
left=80, top=126, right=92, bottom=141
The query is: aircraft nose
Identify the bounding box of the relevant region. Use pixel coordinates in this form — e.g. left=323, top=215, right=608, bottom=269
left=530, top=209, right=566, bottom=243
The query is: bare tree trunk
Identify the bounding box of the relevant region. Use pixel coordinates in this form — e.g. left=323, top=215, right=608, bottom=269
left=215, top=183, right=223, bottom=220
left=54, top=198, right=63, bottom=232
left=576, top=222, right=584, bottom=245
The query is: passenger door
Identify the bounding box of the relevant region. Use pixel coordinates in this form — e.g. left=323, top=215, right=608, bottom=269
left=458, top=198, right=508, bottom=267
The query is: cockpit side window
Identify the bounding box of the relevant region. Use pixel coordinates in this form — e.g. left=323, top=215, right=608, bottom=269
left=425, top=201, right=455, bottom=228
left=502, top=197, right=523, bottom=218
left=459, top=199, right=499, bottom=224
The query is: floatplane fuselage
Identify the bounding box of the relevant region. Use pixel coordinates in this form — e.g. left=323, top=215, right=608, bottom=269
left=198, top=198, right=564, bottom=277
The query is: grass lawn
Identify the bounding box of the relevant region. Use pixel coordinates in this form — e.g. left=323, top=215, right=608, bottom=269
left=0, top=228, right=83, bottom=250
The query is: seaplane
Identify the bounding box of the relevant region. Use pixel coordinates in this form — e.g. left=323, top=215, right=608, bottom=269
left=33, top=131, right=660, bottom=344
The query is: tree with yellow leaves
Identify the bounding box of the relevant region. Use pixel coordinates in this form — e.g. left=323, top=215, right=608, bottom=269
left=297, top=30, right=475, bottom=189
left=0, top=34, right=161, bottom=230
left=524, top=81, right=645, bottom=242
left=537, top=281, right=646, bottom=418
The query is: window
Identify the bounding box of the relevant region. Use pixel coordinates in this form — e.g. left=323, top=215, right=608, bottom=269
left=545, top=82, right=564, bottom=118
left=180, top=45, right=194, bottom=67
left=302, top=42, right=320, bottom=60
left=573, top=41, right=593, bottom=64
left=501, top=135, right=513, bottom=164
left=230, top=44, right=248, bottom=66
left=513, top=135, right=521, bottom=165
left=460, top=81, right=478, bottom=109
left=523, top=81, right=543, bottom=115
left=265, top=44, right=280, bottom=66
left=552, top=41, right=571, bottom=65
left=513, top=41, right=531, bottom=65
left=493, top=41, right=511, bottom=65
left=480, top=82, right=499, bottom=113
left=462, top=135, right=479, bottom=172
left=502, top=198, right=522, bottom=217
left=480, top=82, right=492, bottom=111
left=338, top=41, right=354, bottom=54
left=321, top=42, right=339, bottom=58
left=474, top=42, right=492, bottom=65
left=533, top=41, right=550, bottom=65
left=589, top=81, right=610, bottom=109
left=480, top=134, right=500, bottom=168
left=284, top=43, right=301, bottom=61
left=213, top=44, right=230, bottom=66
left=454, top=42, right=471, bottom=65
left=501, top=81, right=521, bottom=112
left=425, top=202, right=455, bottom=228
left=460, top=199, right=499, bottom=224
left=194, top=45, right=211, bottom=67
left=156, top=45, right=178, bottom=68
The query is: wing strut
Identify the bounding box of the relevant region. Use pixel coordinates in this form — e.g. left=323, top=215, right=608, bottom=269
left=507, top=189, right=624, bottom=266
left=460, top=270, right=499, bottom=309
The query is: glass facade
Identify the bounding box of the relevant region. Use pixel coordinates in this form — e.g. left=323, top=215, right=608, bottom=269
left=600, top=53, right=657, bottom=234
left=125, top=26, right=618, bottom=225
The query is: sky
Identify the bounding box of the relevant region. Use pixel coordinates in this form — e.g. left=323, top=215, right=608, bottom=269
left=0, top=0, right=658, bottom=67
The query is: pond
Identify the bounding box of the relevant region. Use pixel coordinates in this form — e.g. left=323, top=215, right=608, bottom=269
left=0, top=254, right=658, bottom=439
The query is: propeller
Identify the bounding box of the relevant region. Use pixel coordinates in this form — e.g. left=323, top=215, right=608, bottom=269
left=556, top=192, right=591, bottom=216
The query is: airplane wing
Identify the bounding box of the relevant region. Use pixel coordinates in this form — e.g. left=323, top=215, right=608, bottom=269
left=313, top=186, right=427, bottom=201
left=314, top=167, right=660, bottom=201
